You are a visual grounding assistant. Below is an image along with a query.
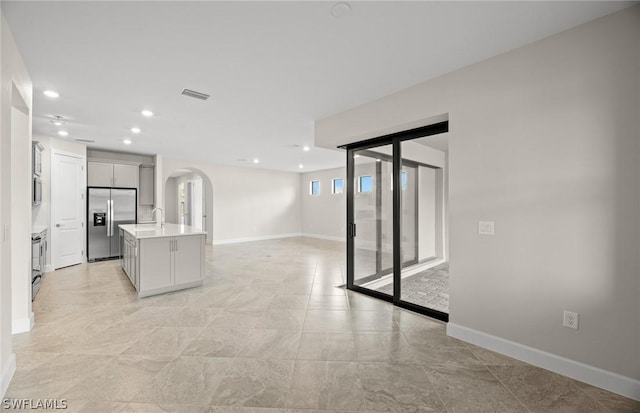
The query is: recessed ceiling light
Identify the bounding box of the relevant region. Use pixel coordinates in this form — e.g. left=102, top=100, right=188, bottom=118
left=298, top=164, right=304, bottom=169
left=354, top=154, right=360, bottom=158
left=123, top=139, right=132, bottom=145
left=141, top=110, right=154, bottom=117
left=253, top=158, right=260, bottom=164
left=131, top=127, right=141, bottom=134
left=57, top=130, right=68, bottom=137
left=43, top=90, right=59, bottom=98
left=376, top=159, right=381, bottom=162
left=302, top=146, right=310, bottom=152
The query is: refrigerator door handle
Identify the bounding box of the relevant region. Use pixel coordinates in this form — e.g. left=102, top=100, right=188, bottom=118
left=106, top=200, right=112, bottom=237
left=110, top=200, right=115, bottom=238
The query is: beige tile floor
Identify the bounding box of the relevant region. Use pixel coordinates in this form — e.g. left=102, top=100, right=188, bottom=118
left=4, top=237, right=639, bottom=412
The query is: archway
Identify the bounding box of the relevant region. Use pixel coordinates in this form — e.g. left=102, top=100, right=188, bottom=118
left=164, top=167, right=214, bottom=243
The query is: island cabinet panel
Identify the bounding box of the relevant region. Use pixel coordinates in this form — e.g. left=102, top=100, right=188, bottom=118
left=139, top=237, right=173, bottom=291
left=174, top=235, right=203, bottom=285
left=119, top=223, right=206, bottom=297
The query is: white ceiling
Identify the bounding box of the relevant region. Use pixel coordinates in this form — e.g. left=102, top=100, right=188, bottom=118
left=2, top=1, right=632, bottom=172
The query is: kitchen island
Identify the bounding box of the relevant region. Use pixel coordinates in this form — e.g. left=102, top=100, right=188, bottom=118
left=119, top=223, right=206, bottom=298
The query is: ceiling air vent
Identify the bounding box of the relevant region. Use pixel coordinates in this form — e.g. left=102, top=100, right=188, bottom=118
left=75, top=138, right=95, bottom=143
left=181, top=89, right=210, bottom=101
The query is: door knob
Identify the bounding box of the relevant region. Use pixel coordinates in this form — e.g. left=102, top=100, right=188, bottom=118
left=56, top=224, right=61, bottom=227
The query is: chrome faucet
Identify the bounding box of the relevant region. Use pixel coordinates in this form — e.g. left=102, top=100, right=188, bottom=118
left=151, top=207, right=164, bottom=228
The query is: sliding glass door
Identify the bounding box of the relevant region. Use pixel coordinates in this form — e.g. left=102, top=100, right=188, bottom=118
left=349, top=145, right=394, bottom=299
left=346, top=121, right=449, bottom=321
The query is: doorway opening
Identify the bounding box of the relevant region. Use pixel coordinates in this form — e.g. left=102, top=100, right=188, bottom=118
left=345, top=121, right=450, bottom=321
left=164, top=169, right=213, bottom=241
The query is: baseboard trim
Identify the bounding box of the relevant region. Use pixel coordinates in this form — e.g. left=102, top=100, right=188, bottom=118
left=300, top=233, right=345, bottom=242
left=212, top=233, right=302, bottom=246
left=11, top=311, right=34, bottom=335
left=447, top=323, right=640, bottom=401
left=0, top=353, right=16, bottom=399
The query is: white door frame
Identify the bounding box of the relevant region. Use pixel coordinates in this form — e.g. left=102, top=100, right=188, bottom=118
left=51, top=149, right=86, bottom=269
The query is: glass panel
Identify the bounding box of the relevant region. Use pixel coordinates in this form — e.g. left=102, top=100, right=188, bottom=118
left=333, top=178, right=344, bottom=194
left=353, top=145, right=394, bottom=295
left=358, top=175, right=373, bottom=193
left=311, top=180, right=320, bottom=195
left=399, top=140, right=448, bottom=314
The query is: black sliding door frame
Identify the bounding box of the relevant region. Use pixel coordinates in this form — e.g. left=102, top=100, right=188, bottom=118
left=344, top=121, right=449, bottom=322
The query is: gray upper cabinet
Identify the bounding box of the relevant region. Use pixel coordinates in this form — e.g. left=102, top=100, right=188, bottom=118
left=88, top=161, right=139, bottom=188
left=139, top=166, right=155, bottom=206
left=87, top=162, right=114, bottom=187
left=114, top=164, right=138, bottom=188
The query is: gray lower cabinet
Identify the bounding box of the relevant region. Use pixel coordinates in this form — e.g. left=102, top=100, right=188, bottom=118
left=121, top=230, right=138, bottom=288
left=173, top=235, right=202, bottom=285
left=139, top=237, right=173, bottom=292
left=127, top=234, right=204, bottom=297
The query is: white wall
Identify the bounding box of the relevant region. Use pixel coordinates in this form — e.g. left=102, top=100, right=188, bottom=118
left=10, top=99, right=30, bottom=335
left=0, top=12, right=32, bottom=398
left=301, top=167, right=346, bottom=241
left=316, top=6, right=640, bottom=398
left=162, top=158, right=301, bottom=244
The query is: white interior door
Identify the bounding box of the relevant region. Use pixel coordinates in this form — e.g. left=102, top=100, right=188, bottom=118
left=52, top=152, right=85, bottom=268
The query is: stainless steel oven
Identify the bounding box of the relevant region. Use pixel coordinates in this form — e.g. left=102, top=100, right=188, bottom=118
left=33, top=176, right=42, bottom=206
left=31, top=229, right=47, bottom=300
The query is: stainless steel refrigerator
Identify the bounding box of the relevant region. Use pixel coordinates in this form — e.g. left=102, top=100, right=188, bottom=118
left=88, top=187, right=137, bottom=261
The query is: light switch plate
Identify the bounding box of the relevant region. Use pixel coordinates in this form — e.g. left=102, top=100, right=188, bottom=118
left=478, top=221, right=495, bottom=235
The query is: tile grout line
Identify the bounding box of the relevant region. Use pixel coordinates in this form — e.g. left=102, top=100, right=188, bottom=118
left=483, top=364, right=534, bottom=413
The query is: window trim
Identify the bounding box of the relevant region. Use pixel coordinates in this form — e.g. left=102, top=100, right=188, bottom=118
left=357, top=175, right=373, bottom=193
left=332, top=178, right=344, bottom=194
left=309, top=180, right=321, bottom=195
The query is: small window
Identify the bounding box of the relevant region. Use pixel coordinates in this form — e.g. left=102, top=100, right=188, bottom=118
left=332, top=178, right=344, bottom=194
left=310, top=180, right=320, bottom=195
left=358, top=175, right=373, bottom=193
left=401, top=171, right=407, bottom=190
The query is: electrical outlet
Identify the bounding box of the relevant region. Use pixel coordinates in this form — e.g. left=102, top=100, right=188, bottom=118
left=563, top=311, right=579, bottom=330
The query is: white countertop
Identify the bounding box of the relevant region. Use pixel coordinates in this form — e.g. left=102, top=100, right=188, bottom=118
left=120, top=223, right=207, bottom=239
